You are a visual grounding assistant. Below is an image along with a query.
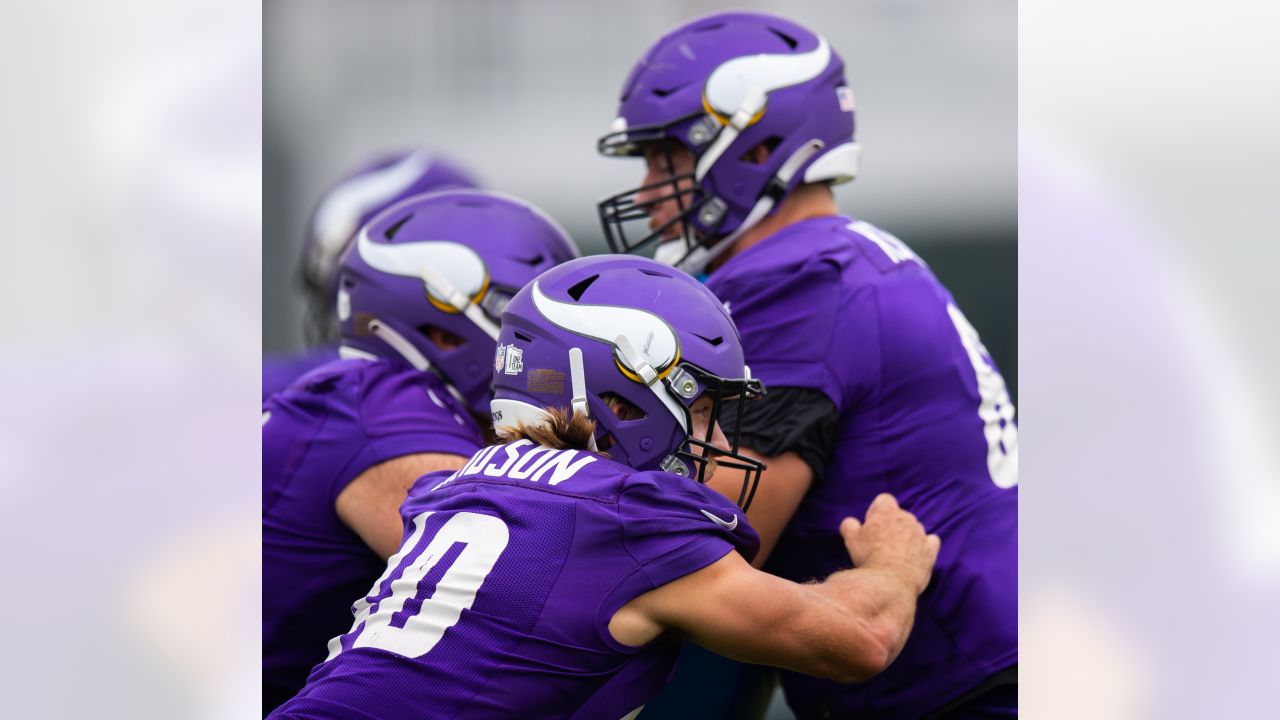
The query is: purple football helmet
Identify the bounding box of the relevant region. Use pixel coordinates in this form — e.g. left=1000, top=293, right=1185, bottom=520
left=597, top=12, right=859, bottom=275
left=299, top=150, right=480, bottom=342
left=336, top=189, right=579, bottom=415
left=491, top=255, right=766, bottom=508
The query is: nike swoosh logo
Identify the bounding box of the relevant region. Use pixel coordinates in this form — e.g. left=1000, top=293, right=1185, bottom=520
left=700, top=509, right=738, bottom=531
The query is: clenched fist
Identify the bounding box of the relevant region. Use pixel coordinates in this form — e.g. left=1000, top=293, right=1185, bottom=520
left=839, top=493, right=940, bottom=595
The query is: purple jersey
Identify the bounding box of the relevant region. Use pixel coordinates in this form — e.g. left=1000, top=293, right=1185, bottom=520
left=269, top=440, right=759, bottom=720
left=262, top=356, right=485, bottom=707
left=262, top=345, right=340, bottom=402
left=706, top=216, right=1018, bottom=718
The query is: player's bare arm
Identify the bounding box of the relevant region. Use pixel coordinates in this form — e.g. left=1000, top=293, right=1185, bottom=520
left=335, top=452, right=468, bottom=559
left=610, top=492, right=939, bottom=683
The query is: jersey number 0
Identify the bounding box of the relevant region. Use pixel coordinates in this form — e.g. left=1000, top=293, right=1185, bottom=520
left=328, top=511, right=510, bottom=660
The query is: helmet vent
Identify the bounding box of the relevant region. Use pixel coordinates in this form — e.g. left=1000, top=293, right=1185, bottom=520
left=769, top=28, right=798, bottom=49
left=566, top=274, right=600, bottom=301
left=515, top=253, right=545, bottom=266
left=384, top=213, right=413, bottom=241
left=692, top=332, right=724, bottom=347
left=652, top=82, right=689, bottom=98
left=513, top=331, right=533, bottom=342
left=638, top=268, right=673, bottom=278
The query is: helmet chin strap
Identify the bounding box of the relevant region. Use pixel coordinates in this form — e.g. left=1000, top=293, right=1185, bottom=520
left=364, top=317, right=471, bottom=408
left=419, top=265, right=501, bottom=341
left=666, top=139, right=825, bottom=276
left=367, top=318, right=430, bottom=371
left=567, top=347, right=597, bottom=452
left=338, top=345, right=378, bottom=362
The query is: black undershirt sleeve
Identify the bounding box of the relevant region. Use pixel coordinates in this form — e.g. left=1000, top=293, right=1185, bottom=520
left=719, top=386, right=841, bottom=484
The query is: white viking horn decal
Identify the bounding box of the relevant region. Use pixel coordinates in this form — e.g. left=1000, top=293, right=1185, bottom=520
left=703, top=36, right=831, bottom=119
left=314, top=151, right=433, bottom=255
left=356, top=230, right=490, bottom=306
left=530, top=281, right=680, bottom=379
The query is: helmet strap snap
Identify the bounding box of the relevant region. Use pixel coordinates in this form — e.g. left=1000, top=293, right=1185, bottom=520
left=660, top=454, right=690, bottom=477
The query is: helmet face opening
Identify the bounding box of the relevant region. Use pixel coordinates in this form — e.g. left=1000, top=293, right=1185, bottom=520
left=597, top=167, right=709, bottom=260
left=598, top=125, right=721, bottom=269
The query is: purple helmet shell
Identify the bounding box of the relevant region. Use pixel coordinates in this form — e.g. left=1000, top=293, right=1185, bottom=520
left=491, top=255, right=766, bottom=508
left=299, top=150, right=481, bottom=342
left=597, top=12, right=859, bottom=274
left=337, top=189, right=579, bottom=415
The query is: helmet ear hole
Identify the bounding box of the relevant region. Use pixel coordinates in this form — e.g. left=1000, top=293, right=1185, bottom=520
left=739, top=137, right=781, bottom=165
left=418, top=324, right=466, bottom=351
left=599, top=392, right=647, bottom=421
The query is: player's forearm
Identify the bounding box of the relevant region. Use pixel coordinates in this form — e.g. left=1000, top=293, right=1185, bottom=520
left=808, top=565, right=921, bottom=680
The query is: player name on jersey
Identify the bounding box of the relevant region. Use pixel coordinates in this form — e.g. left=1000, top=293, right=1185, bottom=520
left=433, top=439, right=598, bottom=491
